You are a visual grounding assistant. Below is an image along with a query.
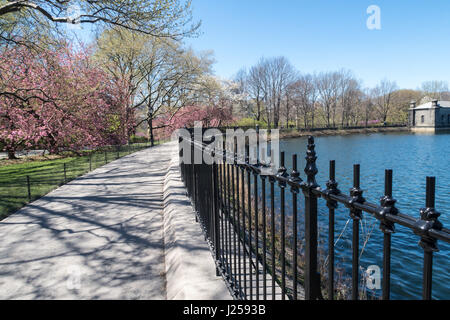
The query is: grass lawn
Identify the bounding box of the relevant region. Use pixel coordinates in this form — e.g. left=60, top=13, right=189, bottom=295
left=0, top=143, right=153, bottom=220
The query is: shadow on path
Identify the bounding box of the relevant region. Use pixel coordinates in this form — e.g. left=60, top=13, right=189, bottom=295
left=0, top=143, right=174, bottom=299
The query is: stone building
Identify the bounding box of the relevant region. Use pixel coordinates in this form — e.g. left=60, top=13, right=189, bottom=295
left=409, top=99, right=450, bottom=132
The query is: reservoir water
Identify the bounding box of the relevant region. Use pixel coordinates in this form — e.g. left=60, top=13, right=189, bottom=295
left=276, top=132, right=449, bottom=299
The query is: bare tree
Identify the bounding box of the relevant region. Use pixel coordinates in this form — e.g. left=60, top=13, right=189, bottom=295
left=361, top=88, right=375, bottom=126
left=95, top=28, right=211, bottom=145
left=317, top=71, right=339, bottom=128
left=257, top=56, right=296, bottom=128
left=232, top=68, right=253, bottom=119
left=282, top=77, right=297, bottom=128
left=336, top=69, right=360, bottom=127
left=373, top=79, right=398, bottom=123
left=291, top=74, right=320, bottom=129
left=309, top=73, right=319, bottom=128
left=247, top=61, right=267, bottom=121
left=421, top=80, right=449, bottom=100
left=137, top=45, right=213, bottom=145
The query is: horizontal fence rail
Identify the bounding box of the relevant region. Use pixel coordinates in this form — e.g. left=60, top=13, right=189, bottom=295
left=179, top=128, right=449, bottom=300
left=217, top=123, right=408, bottom=133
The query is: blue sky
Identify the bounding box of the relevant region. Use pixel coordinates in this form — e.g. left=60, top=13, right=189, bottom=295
left=184, top=0, right=450, bottom=89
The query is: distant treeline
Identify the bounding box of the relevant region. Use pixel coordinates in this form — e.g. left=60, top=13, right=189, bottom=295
left=231, top=57, right=450, bottom=129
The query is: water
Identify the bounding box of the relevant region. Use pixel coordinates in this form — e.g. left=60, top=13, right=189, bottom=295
left=276, top=132, right=449, bottom=299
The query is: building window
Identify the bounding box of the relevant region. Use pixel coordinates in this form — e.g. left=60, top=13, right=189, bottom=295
left=421, top=115, right=425, bottom=123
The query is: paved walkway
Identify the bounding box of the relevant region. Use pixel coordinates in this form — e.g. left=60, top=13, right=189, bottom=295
left=0, top=143, right=173, bottom=299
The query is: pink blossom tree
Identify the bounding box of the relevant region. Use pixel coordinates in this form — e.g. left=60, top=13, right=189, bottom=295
left=0, top=44, right=131, bottom=158
left=153, top=104, right=234, bottom=141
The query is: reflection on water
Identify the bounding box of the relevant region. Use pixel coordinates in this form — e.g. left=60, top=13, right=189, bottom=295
left=277, top=132, right=449, bottom=300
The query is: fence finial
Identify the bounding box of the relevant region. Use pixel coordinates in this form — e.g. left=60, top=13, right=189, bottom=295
left=323, top=160, right=340, bottom=209
left=304, top=136, right=318, bottom=188
left=288, top=154, right=302, bottom=192
left=379, top=169, right=398, bottom=233
left=348, top=164, right=365, bottom=220
left=276, top=152, right=289, bottom=187
left=414, top=177, right=443, bottom=252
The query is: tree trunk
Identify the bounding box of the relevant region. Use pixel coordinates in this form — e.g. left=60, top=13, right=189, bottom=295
left=332, top=107, right=336, bottom=128
left=326, top=105, right=331, bottom=128
left=266, top=109, right=272, bottom=130
left=147, top=115, right=154, bottom=147
left=365, top=109, right=369, bottom=127
left=256, top=99, right=261, bottom=121
left=274, top=110, right=279, bottom=128
left=274, top=98, right=281, bottom=128
left=7, top=149, right=17, bottom=160
left=285, top=100, right=289, bottom=128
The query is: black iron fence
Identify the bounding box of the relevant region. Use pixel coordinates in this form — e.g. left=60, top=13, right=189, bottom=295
left=179, top=129, right=449, bottom=300
left=222, top=122, right=407, bottom=132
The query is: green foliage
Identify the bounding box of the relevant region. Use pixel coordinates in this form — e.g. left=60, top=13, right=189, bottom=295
left=107, top=114, right=122, bottom=133
left=0, top=143, right=151, bottom=220
left=129, top=135, right=149, bottom=144
left=0, top=0, right=200, bottom=48
left=232, top=117, right=268, bottom=128
left=0, top=155, right=85, bottom=219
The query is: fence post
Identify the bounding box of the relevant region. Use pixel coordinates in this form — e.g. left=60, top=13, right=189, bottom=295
left=191, top=131, right=198, bottom=222
left=301, top=136, right=321, bottom=300
left=414, top=176, right=442, bottom=300
left=26, top=175, right=31, bottom=202
left=323, top=160, right=340, bottom=300
left=348, top=164, right=365, bottom=300
left=117, top=145, right=120, bottom=159
left=105, top=150, right=107, bottom=164
left=289, top=154, right=302, bottom=300
left=378, top=169, right=398, bottom=300
left=89, top=153, right=92, bottom=171
left=63, top=163, right=67, bottom=184
left=276, top=152, right=288, bottom=299
left=212, top=144, right=221, bottom=276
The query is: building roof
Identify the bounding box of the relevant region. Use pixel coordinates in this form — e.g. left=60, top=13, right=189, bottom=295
left=413, top=100, right=450, bottom=109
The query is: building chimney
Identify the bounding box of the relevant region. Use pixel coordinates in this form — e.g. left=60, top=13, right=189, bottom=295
left=410, top=100, right=416, bottom=109
left=432, top=99, right=439, bottom=107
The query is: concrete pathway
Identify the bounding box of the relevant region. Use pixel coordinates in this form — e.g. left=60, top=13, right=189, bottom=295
left=162, top=142, right=231, bottom=300
left=0, top=143, right=172, bottom=299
